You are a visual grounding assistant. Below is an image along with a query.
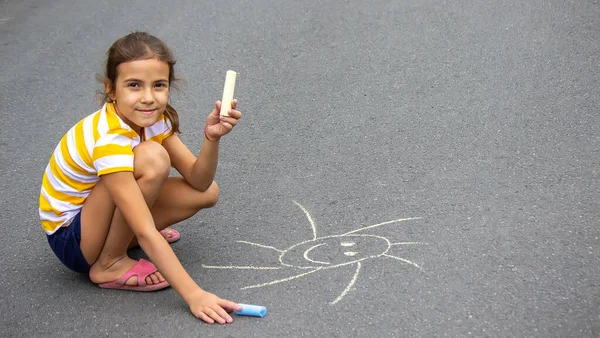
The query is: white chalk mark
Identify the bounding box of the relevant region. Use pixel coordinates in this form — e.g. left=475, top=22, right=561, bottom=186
left=241, top=268, right=323, bottom=290
left=382, top=254, right=423, bottom=270
left=278, top=233, right=391, bottom=269
left=342, top=217, right=422, bottom=235
left=202, top=264, right=281, bottom=270
left=0, top=18, right=13, bottom=23
left=237, top=240, right=284, bottom=253
left=293, top=200, right=317, bottom=240
left=205, top=201, right=426, bottom=306
left=303, top=243, right=330, bottom=265
left=330, top=262, right=361, bottom=305
left=391, top=242, right=429, bottom=246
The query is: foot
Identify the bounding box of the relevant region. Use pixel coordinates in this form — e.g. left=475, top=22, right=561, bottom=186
left=128, top=228, right=180, bottom=249
left=89, top=256, right=166, bottom=287
left=160, top=228, right=180, bottom=244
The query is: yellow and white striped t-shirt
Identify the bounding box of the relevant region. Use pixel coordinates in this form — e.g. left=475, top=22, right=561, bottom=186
left=39, top=102, right=174, bottom=235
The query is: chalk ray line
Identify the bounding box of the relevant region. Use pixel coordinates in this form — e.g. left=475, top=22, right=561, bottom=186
left=293, top=200, right=317, bottom=240
left=241, top=267, right=323, bottom=290
left=342, top=217, right=422, bottom=235
left=390, top=242, right=429, bottom=246
left=202, top=265, right=281, bottom=270
left=330, top=262, right=361, bottom=305
left=237, top=240, right=284, bottom=252
left=382, top=254, right=423, bottom=270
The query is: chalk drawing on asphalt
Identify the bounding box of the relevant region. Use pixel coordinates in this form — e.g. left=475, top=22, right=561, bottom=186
left=202, top=201, right=426, bottom=305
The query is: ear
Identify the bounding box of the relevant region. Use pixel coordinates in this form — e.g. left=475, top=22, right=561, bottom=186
left=103, top=78, right=115, bottom=101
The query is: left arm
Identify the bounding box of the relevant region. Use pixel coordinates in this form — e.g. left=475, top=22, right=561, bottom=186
left=163, top=100, right=242, bottom=191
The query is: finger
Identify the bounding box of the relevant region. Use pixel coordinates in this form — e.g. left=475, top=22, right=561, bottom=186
left=219, top=117, right=237, bottom=127
left=227, top=109, right=242, bottom=119
left=219, top=299, right=242, bottom=313
left=218, top=122, right=233, bottom=131
left=231, top=99, right=238, bottom=110
left=212, top=101, right=221, bottom=116
left=207, top=309, right=226, bottom=324
left=215, top=307, right=233, bottom=323
left=197, top=312, right=215, bottom=324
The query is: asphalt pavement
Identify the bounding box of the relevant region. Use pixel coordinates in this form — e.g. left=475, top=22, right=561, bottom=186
left=1, top=0, right=599, bottom=336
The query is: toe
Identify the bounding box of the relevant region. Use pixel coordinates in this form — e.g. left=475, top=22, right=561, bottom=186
left=144, top=272, right=163, bottom=285
left=127, top=273, right=159, bottom=286
left=161, top=229, right=172, bottom=238
left=150, top=272, right=161, bottom=284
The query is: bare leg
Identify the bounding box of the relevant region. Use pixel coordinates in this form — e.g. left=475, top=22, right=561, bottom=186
left=80, top=141, right=171, bottom=286
left=127, top=178, right=219, bottom=248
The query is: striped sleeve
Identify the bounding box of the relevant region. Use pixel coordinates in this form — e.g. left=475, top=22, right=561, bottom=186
left=92, top=129, right=135, bottom=176
left=163, top=117, right=174, bottom=140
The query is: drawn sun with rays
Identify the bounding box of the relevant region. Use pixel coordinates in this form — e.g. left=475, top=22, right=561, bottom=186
left=203, top=201, right=427, bottom=305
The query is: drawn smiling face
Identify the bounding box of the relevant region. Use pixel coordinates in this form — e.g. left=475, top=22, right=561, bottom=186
left=279, top=234, right=391, bottom=269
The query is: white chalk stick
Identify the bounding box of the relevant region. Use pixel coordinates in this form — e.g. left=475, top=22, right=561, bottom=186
left=220, top=70, right=237, bottom=116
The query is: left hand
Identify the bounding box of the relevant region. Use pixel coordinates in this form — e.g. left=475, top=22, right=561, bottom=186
left=187, top=289, right=241, bottom=324
left=204, top=99, right=242, bottom=141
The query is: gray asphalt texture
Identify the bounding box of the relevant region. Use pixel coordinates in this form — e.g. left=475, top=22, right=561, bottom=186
left=1, top=0, right=600, bottom=336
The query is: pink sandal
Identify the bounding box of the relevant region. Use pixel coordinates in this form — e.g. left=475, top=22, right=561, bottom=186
left=97, top=259, right=170, bottom=292
left=160, top=228, right=180, bottom=244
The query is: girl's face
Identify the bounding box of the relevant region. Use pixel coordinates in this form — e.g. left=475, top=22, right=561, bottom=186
left=106, top=58, right=170, bottom=134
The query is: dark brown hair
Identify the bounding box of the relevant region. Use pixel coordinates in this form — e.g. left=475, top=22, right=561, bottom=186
left=99, top=32, right=180, bottom=133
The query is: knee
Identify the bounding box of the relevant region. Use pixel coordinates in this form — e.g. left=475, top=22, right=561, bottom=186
left=201, top=181, right=220, bottom=209
left=133, top=141, right=171, bottom=181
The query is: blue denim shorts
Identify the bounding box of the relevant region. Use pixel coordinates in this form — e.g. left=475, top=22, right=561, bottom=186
left=47, top=212, right=91, bottom=273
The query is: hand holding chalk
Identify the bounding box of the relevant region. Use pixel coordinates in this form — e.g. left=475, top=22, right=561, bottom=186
left=204, top=70, right=241, bottom=141
left=234, top=304, right=267, bottom=318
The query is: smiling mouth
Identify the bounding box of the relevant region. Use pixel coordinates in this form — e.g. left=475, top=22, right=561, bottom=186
left=138, top=109, right=156, bottom=116
left=303, top=243, right=331, bottom=265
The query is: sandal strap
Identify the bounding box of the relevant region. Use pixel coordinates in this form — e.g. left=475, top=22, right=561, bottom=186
left=116, top=259, right=158, bottom=287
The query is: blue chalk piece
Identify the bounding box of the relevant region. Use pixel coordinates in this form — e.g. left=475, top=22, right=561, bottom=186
left=235, top=304, right=267, bottom=318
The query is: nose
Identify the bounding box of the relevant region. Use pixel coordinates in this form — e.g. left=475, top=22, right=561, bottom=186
left=140, top=87, right=154, bottom=104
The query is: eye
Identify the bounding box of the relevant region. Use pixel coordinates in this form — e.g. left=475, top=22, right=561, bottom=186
left=127, top=82, right=140, bottom=88
left=155, top=82, right=169, bottom=89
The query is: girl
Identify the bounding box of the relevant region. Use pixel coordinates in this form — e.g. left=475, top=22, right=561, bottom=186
left=39, top=31, right=243, bottom=324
